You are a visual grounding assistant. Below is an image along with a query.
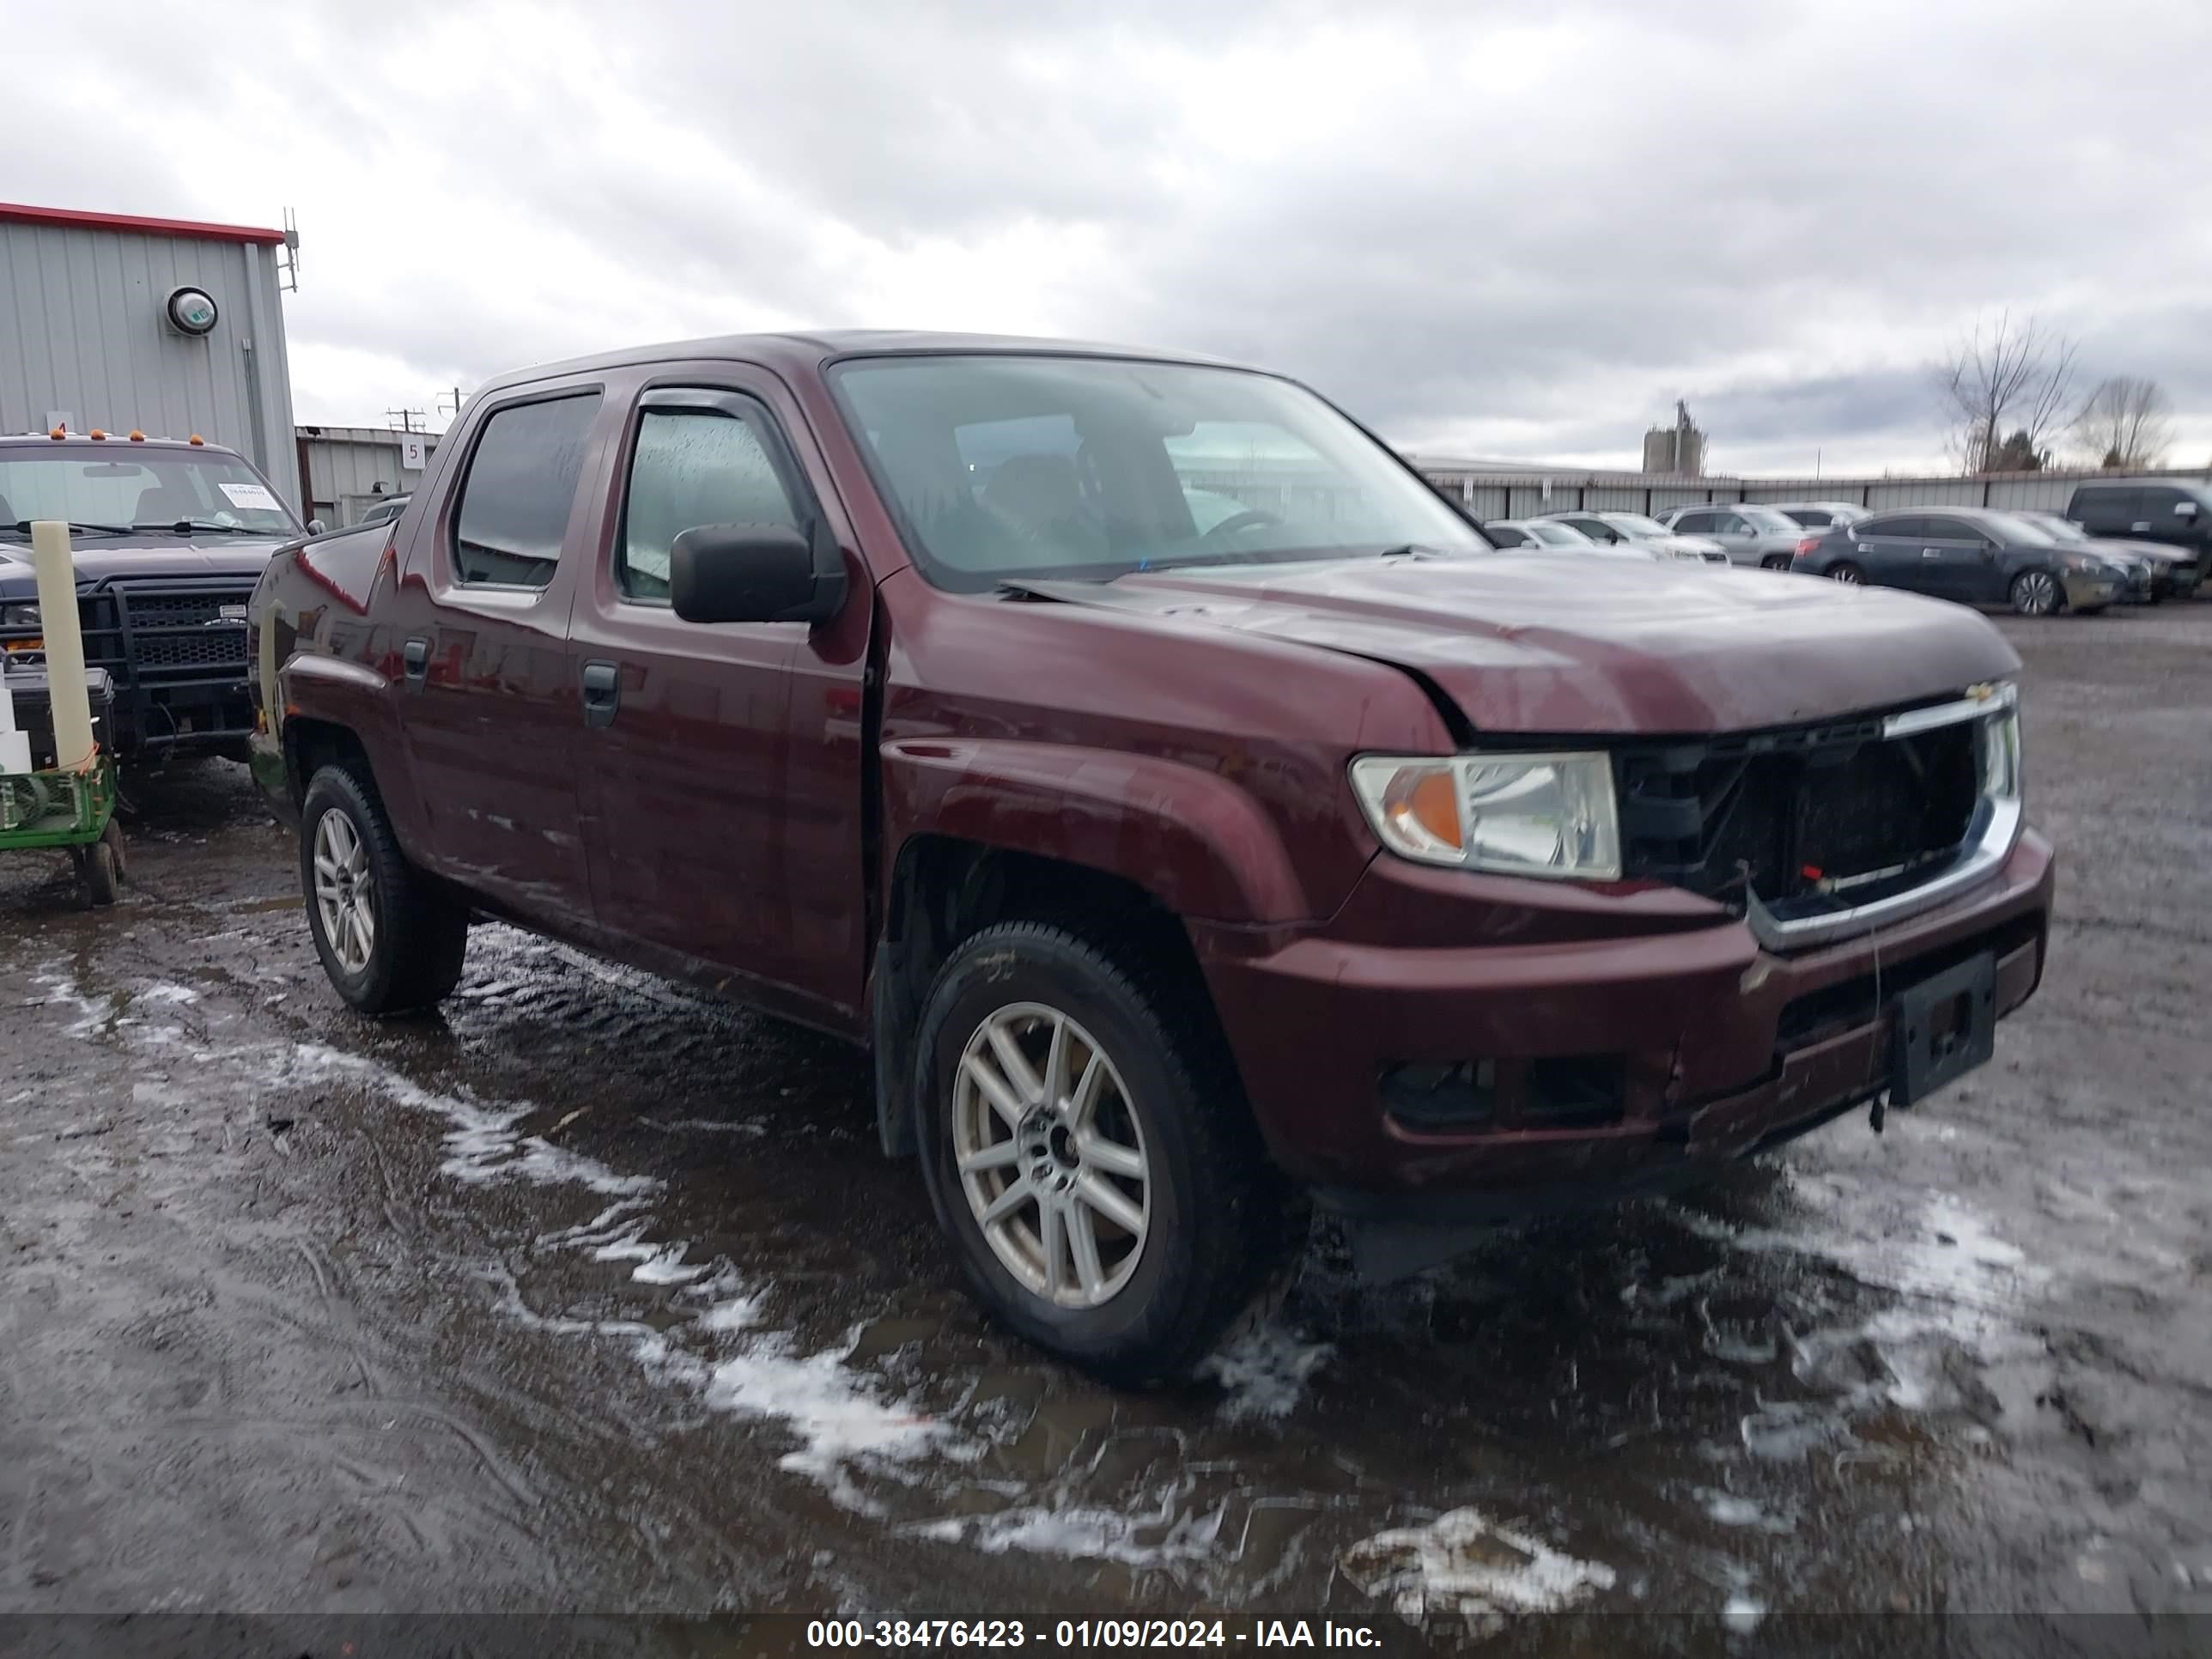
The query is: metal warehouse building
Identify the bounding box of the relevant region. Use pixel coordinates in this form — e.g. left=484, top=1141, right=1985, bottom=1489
left=1, top=201, right=301, bottom=509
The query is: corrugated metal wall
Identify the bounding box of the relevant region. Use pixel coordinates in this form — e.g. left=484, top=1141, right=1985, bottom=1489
left=296, top=426, right=434, bottom=526
left=0, top=220, right=300, bottom=508
left=1421, top=465, right=2212, bottom=524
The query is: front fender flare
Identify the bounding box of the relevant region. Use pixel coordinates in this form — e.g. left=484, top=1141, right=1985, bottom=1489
left=880, top=738, right=1311, bottom=924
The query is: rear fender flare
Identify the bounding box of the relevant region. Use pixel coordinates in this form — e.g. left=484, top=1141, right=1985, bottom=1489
left=277, top=653, right=429, bottom=854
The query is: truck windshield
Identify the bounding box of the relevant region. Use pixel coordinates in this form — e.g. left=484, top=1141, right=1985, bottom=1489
left=830, top=355, right=1486, bottom=590
left=0, top=448, right=301, bottom=537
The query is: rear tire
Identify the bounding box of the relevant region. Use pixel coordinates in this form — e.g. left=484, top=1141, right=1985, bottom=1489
left=914, top=921, right=1284, bottom=1387
left=301, top=764, right=468, bottom=1016
left=1826, top=562, right=1865, bottom=586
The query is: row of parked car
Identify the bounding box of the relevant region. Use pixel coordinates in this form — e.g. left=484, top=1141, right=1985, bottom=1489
left=1480, top=479, right=2212, bottom=617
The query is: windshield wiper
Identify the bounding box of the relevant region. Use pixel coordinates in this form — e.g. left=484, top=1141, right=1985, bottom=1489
left=4, top=520, right=138, bottom=538
left=136, top=520, right=284, bottom=536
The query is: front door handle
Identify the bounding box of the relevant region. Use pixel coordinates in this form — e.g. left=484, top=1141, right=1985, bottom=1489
left=580, top=659, right=621, bottom=730
left=1922, top=547, right=1943, bottom=557
left=402, top=635, right=429, bottom=686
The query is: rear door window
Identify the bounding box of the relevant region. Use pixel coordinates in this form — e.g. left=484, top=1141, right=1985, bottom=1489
left=1672, top=509, right=1713, bottom=533
left=617, top=401, right=805, bottom=603
left=1860, top=515, right=1925, bottom=539
left=452, top=393, right=602, bottom=588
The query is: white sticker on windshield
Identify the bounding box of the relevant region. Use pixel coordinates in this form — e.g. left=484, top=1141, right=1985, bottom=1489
left=219, top=482, right=280, bottom=511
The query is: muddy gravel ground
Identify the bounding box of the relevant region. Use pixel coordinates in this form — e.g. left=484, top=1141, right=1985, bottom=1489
left=3, top=610, right=2209, bottom=1656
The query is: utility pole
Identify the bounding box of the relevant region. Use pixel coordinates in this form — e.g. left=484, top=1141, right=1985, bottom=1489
left=435, top=386, right=468, bottom=423
left=385, top=408, right=428, bottom=434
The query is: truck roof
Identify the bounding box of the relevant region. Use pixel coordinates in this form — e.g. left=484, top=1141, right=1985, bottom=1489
left=477, top=329, right=1249, bottom=398
left=0, top=432, right=245, bottom=457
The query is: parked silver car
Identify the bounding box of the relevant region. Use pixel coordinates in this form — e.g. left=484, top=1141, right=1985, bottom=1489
left=1484, top=518, right=1687, bottom=562
left=1536, top=511, right=1729, bottom=564
left=1763, top=501, right=1869, bottom=533
left=1657, top=503, right=1811, bottom=568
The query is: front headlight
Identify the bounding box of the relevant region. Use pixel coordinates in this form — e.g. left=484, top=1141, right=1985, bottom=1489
left=2059, top=552, right=2105, bottom=574
left=1350, top=752, right=1621, bottom=878
left=0, top=602, right=39, bottom=628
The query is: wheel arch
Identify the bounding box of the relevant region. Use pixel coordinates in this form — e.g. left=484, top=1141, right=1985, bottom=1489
left=869, top=833, right=1240, bottom=1160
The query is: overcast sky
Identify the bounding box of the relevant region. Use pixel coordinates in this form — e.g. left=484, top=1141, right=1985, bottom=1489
left=12, top=0, right=2211, bottom=475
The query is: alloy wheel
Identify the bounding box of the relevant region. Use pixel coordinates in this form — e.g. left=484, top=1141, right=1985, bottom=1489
left=951, top=1001, right=1151, bottom=1309
left=2014, top=571, right=2060, bottom=616
left=313, top=810, right=377, bottom=974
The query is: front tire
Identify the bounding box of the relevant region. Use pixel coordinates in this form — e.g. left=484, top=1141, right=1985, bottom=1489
left=914, top=922, right=1283, bottom=1387
left=2010, top=568, right=2063, bottom=617
left=300, top=765, right=467, bottom=1016
left=1826, top=561, right=1865, bottom=586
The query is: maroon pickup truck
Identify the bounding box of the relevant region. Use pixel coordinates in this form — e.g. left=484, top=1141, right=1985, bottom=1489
left=247, top=332, right=2053, bottom=1382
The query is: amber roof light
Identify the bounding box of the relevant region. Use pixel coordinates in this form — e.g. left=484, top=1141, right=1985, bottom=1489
left=128, top=429, right=146, bottom=441
left=48, top=426, right=65, bottom=440
left=89, top=428, right=107, bottom=441
left=187, top=434, right=204, bottom=446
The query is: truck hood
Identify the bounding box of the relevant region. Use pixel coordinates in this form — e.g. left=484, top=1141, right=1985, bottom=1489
left=0, top=533, right=289, bottom=594
left=1010, top=555, right=2021, bottom=735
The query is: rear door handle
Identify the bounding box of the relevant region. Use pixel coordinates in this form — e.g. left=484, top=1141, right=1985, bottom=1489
left=402, top=635, right=429, bottom=686
left=1921, top=547, right=1942, bottom=557
left=580, top=659, right=621, bottom=729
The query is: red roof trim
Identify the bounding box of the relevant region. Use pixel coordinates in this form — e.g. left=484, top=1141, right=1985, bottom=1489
left=0, top=201, right=286, bottom=246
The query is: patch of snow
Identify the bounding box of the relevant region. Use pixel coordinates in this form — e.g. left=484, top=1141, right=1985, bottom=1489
left=1200, top=1320, right=1333, bottom=1422
left=960, top=1491, right=1227, bottom=1568
left=1339, top=1508, right=1614, bottom=1632
left=1723, top=1590, right=1766, bottom=1632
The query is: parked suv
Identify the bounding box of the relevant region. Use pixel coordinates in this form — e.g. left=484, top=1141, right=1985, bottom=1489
left=248, top=331, right=2054, bottom=1382
left=2066, top=480, right=2212, bottom=574
left=1656, top=503, right=1808, bottom=568
left=1, top=433, right=304, bottom=763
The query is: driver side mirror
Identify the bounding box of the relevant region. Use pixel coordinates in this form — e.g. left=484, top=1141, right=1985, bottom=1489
left=2175, top=501, right=2201, bottom=520
left=307, top=518, right=326, bottom=536
left=672, top=523, right=848, bottom=625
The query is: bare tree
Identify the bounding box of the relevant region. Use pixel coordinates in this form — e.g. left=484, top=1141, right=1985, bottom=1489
left=2071, top=375, right=2173, bottom=471
left=1935, top=311, right=2080, bottom=475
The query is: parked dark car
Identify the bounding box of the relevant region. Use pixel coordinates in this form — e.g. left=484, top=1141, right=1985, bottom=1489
left=1656, top=503, right=1808, bottom=568
left=1, top=433, right=305, bottom=762
left=1795, top=505, right=2124, bottom=616
left=2014, top=509, right=2191, bottom=602
left=247, top=331, right=2053, bottom=1382
left=2066, top=479, right=2212, bottom=571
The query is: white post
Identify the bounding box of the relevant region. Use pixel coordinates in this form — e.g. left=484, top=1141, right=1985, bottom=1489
left=29, top=522, right=97, bottom=772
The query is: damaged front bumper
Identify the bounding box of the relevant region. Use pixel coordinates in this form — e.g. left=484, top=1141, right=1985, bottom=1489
left=1193, top=825, right=2054, bottom=1268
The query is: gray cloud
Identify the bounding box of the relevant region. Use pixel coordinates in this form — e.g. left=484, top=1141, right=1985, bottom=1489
left=9, top=0, right=2210, bottom=471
